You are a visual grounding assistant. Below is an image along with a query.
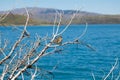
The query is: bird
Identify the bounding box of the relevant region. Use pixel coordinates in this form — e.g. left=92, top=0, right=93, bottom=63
left=53, top=36, right=62, bottom=45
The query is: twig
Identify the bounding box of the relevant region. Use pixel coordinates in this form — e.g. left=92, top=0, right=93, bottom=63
left=0, top=11, right=10, bottom=22
left=0, top=8, right=29, bottom=64
left=104, top=58, right=118, bottom=80
left=92, top=72, right=96, bottom=80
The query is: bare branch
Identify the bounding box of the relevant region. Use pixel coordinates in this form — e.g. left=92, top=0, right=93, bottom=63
left=75, top=22, right=88, bottom=40
left=21, top=73, right=24, bottom=80
left=91, top=72, right=96, bottom=80
left=52, top=10, right=58, bottom=36
left=0, top=7, right=96, bottom=80
left=0, top=8, right=30, bottom=64
left=0, top=11, right=10, bottom=22
left=31, top=65, right=38, bottom=80
left=104, top=58, right=118, bottom=80
left=115, top=72, right=120, bottom=80
left=55, top=10, right=63, bottom=35
left=57, top=10, right=78, bottom=36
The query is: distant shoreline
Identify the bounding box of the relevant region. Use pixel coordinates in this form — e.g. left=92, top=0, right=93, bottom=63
left=0, top=7, right=120, bottom=26
left=0, top=24, right=120, bottom=27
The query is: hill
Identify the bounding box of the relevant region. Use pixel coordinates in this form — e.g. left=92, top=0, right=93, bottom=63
left=0, top=11, right=52, bottom=26
left=0, top=7, right=120, bottom=25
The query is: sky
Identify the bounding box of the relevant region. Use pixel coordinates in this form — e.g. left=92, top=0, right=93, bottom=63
left=0, top=0, right=120, bottom=14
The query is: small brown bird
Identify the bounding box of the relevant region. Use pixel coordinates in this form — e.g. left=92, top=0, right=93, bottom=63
left=53, top=36, right=62, bottom=45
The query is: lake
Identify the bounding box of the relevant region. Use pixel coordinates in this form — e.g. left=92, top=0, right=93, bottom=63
left=0, top=24, right=120, bottom=80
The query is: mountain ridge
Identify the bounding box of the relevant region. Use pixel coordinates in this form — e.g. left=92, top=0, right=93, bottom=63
left=0, top=7, right=120, bottom=25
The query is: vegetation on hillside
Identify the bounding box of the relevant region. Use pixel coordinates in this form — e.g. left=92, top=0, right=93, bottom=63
left=0, top=12, right=52, bottom=26
left=0, top=7, right=120, bottom=26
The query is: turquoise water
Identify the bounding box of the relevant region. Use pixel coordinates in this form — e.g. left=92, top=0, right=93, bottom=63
left=0, top=24, right=120, bottom=80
